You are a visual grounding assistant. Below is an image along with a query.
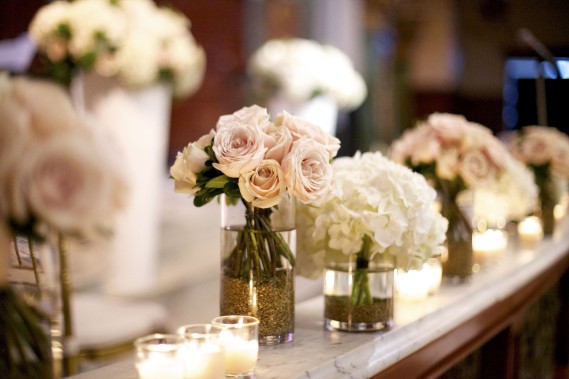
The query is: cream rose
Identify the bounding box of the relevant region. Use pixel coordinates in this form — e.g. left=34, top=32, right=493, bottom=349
left=170, top=131, right=214, bottom=194
left=282, top=138, right=332, bottom=203
left=3, top=131, right=118, bottom=234
left=263, top=123, right=293, bottom=163
left=459, top=149, right=495, bottom=186
left=238, top=159, right=286, bottom=208
left=274, top=111, right=340, bottom=160
left=213, top=110, right=267, bottom=178
left=436, top=148, right=460, bottom=180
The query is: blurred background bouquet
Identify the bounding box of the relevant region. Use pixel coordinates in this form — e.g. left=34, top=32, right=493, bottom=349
left=0, top=72, right=125, bottom=378
left=29, top=0, right=205, bottom=98
left=508, top=125, right=569, bottom=234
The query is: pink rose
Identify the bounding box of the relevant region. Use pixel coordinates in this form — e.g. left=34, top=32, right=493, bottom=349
left=274, top=111, right=340, bottom=160
left=213, top=108, right=267, bottom=178
left=238, top=159, right=286, bottom=208
left=282, top=138, right=332, bottom=203
left=263, top=123, right=293, bottom=163
left=427, top=113, right=468, bottom=143
left=2, top=131, right=121, bottom=234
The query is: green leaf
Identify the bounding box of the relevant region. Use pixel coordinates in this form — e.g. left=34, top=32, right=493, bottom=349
left=205, top=175, right=230, bottom=189
left=204, top=146, right=218, bottom=163
left=223, top=182, right=241, bottom=199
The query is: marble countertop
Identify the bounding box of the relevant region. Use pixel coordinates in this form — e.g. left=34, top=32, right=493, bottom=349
left=70, top=217, right=569, bottom=379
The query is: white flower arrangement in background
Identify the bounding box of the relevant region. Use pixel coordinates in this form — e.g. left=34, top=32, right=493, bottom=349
left=0, top=73, right=126, bottom=240
left=296, top=151, right=448, bottom=280
left=248, top=38, right=367, bottom=110
left=29, top=0, right=206, bottom=98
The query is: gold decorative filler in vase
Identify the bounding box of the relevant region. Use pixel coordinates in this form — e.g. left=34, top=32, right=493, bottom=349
left=323, top=237, right=394, bottom=332
left=220, top=195, right=295, bottom=344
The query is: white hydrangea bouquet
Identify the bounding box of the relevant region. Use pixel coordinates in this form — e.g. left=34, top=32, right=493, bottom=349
left=248, top=38, right=367, bottom=110
left=29, top=0, right=205, bottom=98
left=390, top=113, right=537, bottom=224
left=508, top=125, right=569, bottom=233
left=170, top=105, right=340, bottom=279
left=296, top=152, right=448, bottom=306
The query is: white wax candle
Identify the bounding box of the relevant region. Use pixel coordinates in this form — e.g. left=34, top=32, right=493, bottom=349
left=472, top=229, right=508, bottom=256
left=180, top=342, right=225, bottom=379
left=136, top=354, right=184, bottom=379
left=396, top=262, right=441, bottom=301
left=517, top=216, right=543, bottom=244
left=219, top=331, right=258, bottom=374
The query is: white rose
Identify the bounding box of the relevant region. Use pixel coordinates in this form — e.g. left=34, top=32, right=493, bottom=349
left=274, top=111, right=340, bottom=160
left=28, top=1, right=70, bottom=49
left=212, top=108, right=267, bottom=178
left=263, top=123, right=293, bottom=163
left=238, top=159, right=286, bottom=208
left=170, top=131, right=214, bottom=194
left=282, top=138, right=332, bottom=203
left=3, top=132, right=118, bottom=234
left=459, top=149, right=495, bottom=187
left=519, top=132, right=552, bottom=165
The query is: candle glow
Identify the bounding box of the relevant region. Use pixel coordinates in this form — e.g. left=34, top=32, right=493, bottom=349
left=517, top=216, right=544, bottom=244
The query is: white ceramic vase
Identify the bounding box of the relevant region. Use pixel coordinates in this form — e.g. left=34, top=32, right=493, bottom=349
left=71, top=72, right=171, bottom=296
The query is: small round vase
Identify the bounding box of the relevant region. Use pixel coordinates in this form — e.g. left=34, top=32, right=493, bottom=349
left=323, top=252, right=394, bottom=332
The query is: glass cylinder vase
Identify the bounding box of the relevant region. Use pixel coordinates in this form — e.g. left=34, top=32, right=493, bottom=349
left=219, top=195, right=296, bottom=345
left=538, top=177, right=558, bottom=236
left=5, top=233, right=63, bottom=378
left=323, top=250, right=394, bottom=332
left=440, top=191, right=474, bottom=283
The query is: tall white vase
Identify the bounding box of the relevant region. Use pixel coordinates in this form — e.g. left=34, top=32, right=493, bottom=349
left=267, top=95, right=338, bottom=136
left=72, top=73, right=171, bottom=297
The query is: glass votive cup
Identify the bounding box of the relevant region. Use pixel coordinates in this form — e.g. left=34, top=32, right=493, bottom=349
left=177, top=324, right=225, bottom=379
left=134, top=334, right=185, bottom=379
left=211, top=315, right=260, bottom=378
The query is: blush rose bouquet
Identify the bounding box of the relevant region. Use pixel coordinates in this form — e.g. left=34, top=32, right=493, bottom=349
left=29, top=0, right=205, bottom=98
left=171, top=105, right=340, bottom=280
left=390, top=113, right=537, bottom=279
left=0, top=73, right=126, bottom=378
left=508, top=125, right=569, bottom=234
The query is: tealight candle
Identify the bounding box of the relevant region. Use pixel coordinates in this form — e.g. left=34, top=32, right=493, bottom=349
left=134, top=334, right=184, bottom=379
left=472, top=229, right=508, bottom=265
left=517, top=216, right=544, bottom=245
left=395, top=257, right=442, bottom=301
left=177, top=324, right=225, bottom=379
left=212, top=315, right=259, bottom=378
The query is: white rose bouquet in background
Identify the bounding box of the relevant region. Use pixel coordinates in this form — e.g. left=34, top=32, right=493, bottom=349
left=29, top=0, right=205, bottom=98
left=170, top=105, right=340, bottom=280
left=297, top=152, right=447, bottom=306
left=248, top=38, right=367, bottom=110
left=508, top=126, right=569, bottom=234
left=0, top=72, right=125, bottom=378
